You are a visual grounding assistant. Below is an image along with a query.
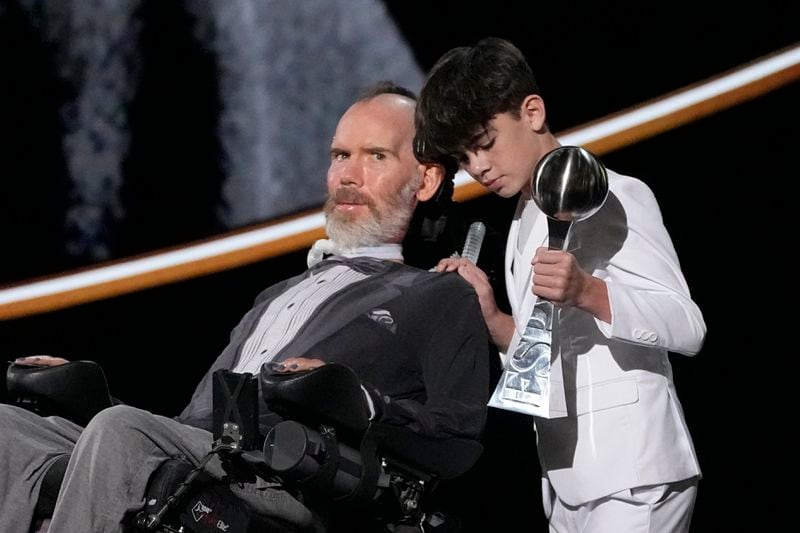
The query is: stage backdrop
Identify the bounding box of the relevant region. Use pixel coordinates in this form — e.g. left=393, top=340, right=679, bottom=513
left=0, top=0, right=423, bottom=283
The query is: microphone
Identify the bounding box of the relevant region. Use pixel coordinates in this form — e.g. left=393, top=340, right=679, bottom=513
left=461, top=221, right=486, bottom=264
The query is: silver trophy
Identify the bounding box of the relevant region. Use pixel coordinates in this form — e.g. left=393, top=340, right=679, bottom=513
left=489, top=146, right=608, bottom=416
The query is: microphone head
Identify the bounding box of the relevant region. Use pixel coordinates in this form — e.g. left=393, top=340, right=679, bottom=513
left=461, top=221, right=486, bottom=264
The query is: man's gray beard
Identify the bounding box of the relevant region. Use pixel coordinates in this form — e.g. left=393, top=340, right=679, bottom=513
left=324, top=177, right=419, bottom=250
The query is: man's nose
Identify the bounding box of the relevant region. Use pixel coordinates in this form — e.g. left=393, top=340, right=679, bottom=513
left=337, top=160, right=364, bottom=186
left=465, top=151, right=489, bottom=179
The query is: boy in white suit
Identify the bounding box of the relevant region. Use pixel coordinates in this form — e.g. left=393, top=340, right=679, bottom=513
left=417, top=37, right=706, bottom=532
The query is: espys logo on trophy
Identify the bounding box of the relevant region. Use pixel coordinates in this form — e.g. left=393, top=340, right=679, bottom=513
left=488, top=146, right=608, bottom=418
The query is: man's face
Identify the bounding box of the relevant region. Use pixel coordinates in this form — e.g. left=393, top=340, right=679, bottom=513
left=325, top=94, right=423, bottom=248
left=459, top=111, right=546, bottom=199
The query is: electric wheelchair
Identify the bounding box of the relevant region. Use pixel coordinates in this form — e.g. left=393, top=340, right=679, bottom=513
left=4, top=359, right=483, bottom=532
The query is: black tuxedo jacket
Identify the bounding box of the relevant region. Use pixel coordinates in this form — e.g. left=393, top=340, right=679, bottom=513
left=178, top=257, right=489, bottom=439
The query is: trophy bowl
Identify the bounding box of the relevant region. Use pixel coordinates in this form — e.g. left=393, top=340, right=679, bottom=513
left=531, top=146, right=609, bottom=223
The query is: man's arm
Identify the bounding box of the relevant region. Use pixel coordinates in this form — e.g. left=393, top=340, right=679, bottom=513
left=435, top=258, right=515, bottom=352
left=280, top=284, right=490, bottom=442
left=376, top=282, right=490, bottom=439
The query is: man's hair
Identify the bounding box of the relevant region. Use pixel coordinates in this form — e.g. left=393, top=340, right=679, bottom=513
left=357, top=80, right=418, bottom=102
left=357, top=80, right=458, bottom=184
left=415, top=37, right=541, bottom=159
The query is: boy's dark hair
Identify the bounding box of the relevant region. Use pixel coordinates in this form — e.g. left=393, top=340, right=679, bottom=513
left=416, top=37, right=541, bottom=159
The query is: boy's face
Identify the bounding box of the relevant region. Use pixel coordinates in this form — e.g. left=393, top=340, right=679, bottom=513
left=459, top=103, right=553, bottom=199
left=460, top=112, right=541, bottom=198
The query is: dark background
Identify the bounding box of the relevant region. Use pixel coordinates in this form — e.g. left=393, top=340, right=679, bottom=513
left=2, top=2, right=799, bottom=531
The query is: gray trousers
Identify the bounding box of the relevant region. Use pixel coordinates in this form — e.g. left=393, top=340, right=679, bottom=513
left=0, top=404, right=317, bottom=533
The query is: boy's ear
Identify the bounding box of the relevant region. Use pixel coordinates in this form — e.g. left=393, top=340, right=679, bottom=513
left=521, top=94, right=546, bottom=131
left=416, top=164, right=445, bottom=202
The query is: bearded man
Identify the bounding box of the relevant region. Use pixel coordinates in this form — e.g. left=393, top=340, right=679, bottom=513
left=0, top=82, right=489, bottom=533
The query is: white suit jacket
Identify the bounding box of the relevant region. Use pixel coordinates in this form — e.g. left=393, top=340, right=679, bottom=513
left=504, top=169, right=705, bottom=506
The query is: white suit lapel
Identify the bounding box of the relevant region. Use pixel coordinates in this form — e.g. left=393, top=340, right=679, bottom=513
left=510, top=203, right=548, bottom=330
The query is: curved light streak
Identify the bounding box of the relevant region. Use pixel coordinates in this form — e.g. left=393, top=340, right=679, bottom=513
left=2, top=43, right=799, bottom=320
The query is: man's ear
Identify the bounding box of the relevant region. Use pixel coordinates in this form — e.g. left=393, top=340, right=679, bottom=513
left=416, top=164, right=445, bottom=202
left=521, top=94, right=546, bottom=132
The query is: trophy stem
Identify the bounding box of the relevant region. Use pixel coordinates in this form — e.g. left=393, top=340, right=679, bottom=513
left=547, top=218, right=572, bottom=251
left=488, top=146, right=608, bottom=418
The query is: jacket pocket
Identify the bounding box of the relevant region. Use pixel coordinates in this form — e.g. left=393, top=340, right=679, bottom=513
left=576, top=378, right=639, bottom=416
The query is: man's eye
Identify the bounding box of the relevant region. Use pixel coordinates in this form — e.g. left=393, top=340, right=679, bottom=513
left=372, top=152, right=386, bottom=160
left=478, top=138, right=496, bottom=151
left=333, top=152, right=348, bottom=161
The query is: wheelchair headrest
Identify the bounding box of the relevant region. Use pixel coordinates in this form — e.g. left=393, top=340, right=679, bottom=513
left=6, top=360, right=113, bottom=425
left=260, top=363, right=370, bottom=435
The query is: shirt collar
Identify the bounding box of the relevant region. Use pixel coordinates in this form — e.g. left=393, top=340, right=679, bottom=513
left=307, top=239, right=403, bottom=267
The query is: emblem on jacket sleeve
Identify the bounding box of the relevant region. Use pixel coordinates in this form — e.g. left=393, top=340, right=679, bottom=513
left=367, top=309, right=397, bottom=334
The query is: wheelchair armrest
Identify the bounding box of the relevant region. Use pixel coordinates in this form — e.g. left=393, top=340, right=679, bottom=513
left=260, top=363, right=370, bottom=435
left=260, top=364, right=483, bottom=480
left=376, top=424, right=483, bottom=480
left=6, top=360, right=114, bottom=426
